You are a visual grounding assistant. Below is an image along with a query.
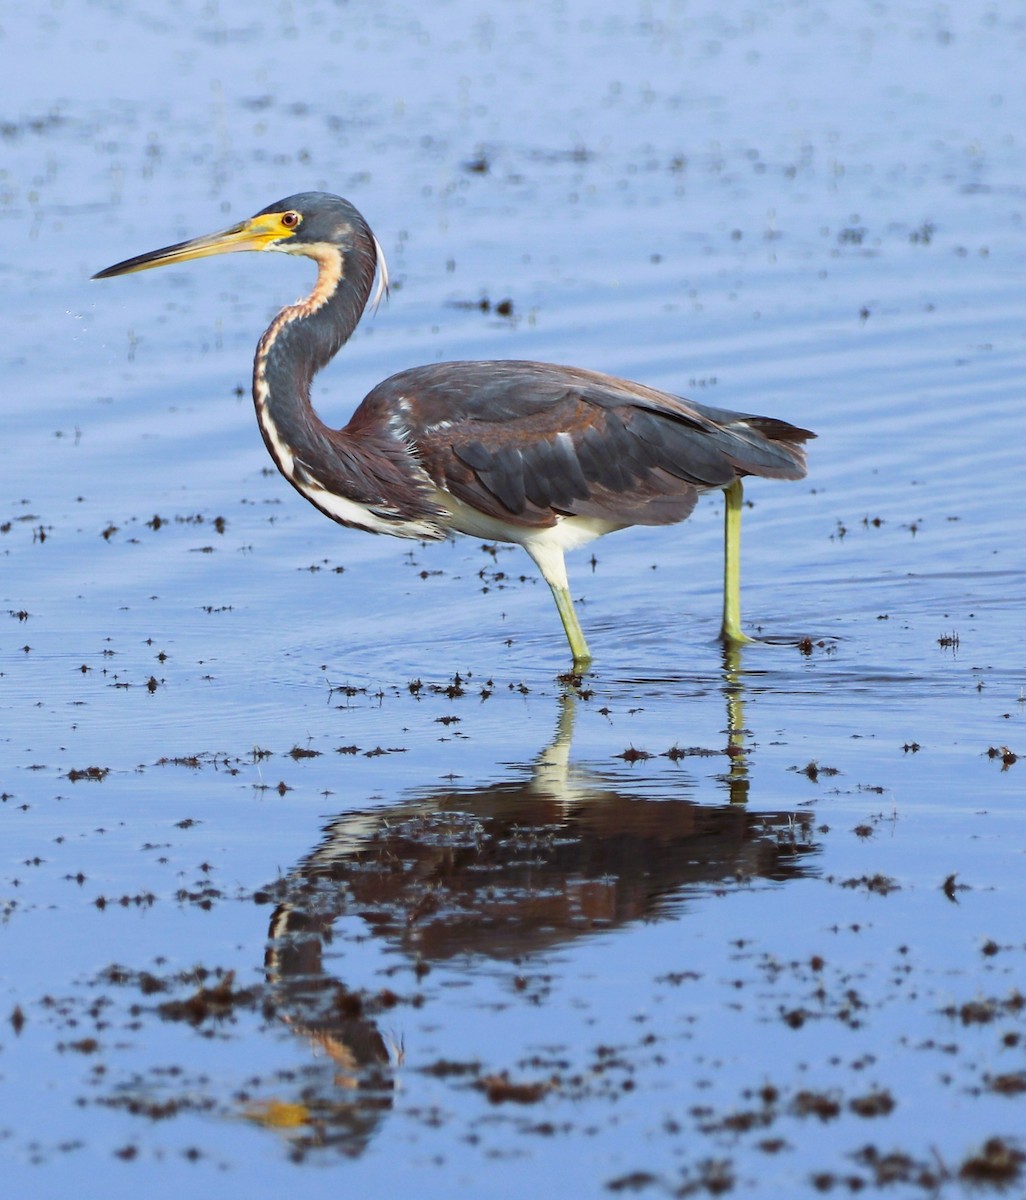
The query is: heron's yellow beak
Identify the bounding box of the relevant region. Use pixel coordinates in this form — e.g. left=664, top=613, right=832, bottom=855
left=93, top=211, right=298, bottom=279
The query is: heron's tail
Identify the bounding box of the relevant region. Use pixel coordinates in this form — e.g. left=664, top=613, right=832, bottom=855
left=726, top=415, right=815, bottom=480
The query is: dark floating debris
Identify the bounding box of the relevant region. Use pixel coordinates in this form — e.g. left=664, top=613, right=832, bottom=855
left=288, top=745, right=321, bottom=760
left=839, top=873, right=900, bottom=895
left=448, top=295, right=515, bottom=318
left=958, top=1137, right=1026, bottom=1187
left=420, top=1058, right=480, bottom=1080
left=942, top=873, right=970, bottom=902
left=66, top=766, right=109, bottom=782
left=985, top=1071, right=1026, bottom=1096
left=851, top=1144, right=941, bottom=1191
left=616, top=747, right=653, bottom=764
left=477, top=1071, right=551, bottom=1105
left=792, top=761, right=840, bottom=783
left=791, top=1088, right=841, bottom=1121
left=665, top=746, right=720, bottom=761
left=251, top=780, right=293, bottom=796
left=940, top=992, right=1025, bottom=1026
left=849, top=1089, right=895, bottom=1118
left=463, top=153, right=490, bottom=174
left=93, top=891, right=156, bottom=909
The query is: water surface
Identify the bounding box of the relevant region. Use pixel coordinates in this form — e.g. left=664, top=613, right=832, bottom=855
left=3, top=2, right=1026, bottom=1196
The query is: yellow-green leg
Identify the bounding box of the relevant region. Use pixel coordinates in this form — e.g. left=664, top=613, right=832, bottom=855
left=550, top=580, right=592, bottom=667
left=525, top=540, right=593, bottom=667
left=720, top=478, right=754, bottom=645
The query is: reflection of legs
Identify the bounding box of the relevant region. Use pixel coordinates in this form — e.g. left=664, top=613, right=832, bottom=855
left=720, top=640, right=749, bottom=806
left=532, top=686, right=579, bottom=797
left=720, top=478, right=754, bottom=645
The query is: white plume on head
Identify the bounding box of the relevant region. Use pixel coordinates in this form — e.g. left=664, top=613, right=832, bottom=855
left=370, top=235, right=390, bottom=312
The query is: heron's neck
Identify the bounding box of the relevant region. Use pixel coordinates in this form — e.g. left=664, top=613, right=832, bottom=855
left=252, top=244, right=375, bottom=468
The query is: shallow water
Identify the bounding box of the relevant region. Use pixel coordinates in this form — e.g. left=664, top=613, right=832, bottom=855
left=3, top=1, right=1026, bottom=1196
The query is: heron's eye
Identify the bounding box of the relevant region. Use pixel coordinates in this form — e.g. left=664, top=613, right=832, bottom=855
left=281, top=211, right=302, bottom=229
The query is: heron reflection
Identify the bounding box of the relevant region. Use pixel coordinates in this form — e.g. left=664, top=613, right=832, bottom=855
left=250, top=666, right=817, bottom=1155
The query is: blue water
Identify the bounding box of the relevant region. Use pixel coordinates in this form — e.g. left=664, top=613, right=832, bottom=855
left=3, top=2, right=1026, bottom=1196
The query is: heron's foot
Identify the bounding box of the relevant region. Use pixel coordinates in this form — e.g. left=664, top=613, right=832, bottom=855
left=569, top=650, right=594, bottom=675
left=719, top=620, right=756, bottom=646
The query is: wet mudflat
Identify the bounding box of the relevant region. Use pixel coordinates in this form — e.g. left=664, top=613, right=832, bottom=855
left=3, top=2, right=1026, bottom=1197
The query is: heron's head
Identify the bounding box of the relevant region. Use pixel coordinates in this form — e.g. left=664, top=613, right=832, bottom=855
left=93, top=193, right=387, bottom=303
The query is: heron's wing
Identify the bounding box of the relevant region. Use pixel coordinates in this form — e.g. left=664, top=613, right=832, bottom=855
left=354, top=361, right=813, bottom=530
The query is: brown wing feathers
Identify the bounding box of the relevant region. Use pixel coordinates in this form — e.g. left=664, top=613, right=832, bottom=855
left=357, top=360, right=813, bottom=529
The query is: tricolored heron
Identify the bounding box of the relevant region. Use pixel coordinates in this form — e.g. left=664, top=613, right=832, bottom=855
left=94, top=192, right=813, bottom=665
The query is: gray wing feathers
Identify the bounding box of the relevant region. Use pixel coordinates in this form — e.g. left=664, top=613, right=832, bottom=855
left=360, top=360, right=813, bottom=530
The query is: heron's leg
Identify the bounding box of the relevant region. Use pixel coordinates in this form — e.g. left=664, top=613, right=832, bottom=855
left=720, top=478, right=754, bottom=645
left=524, top=541, right=592, bottom=666
left=550, top=581, right=592, bottom=666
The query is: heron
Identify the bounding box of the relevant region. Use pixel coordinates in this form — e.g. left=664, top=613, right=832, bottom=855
left=94, top=192, right=813, bottom=665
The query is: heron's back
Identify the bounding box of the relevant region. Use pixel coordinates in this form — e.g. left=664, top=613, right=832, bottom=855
left=349, top=360, right=813, bottom=531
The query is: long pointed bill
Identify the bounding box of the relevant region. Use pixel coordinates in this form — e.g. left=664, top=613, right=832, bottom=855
left=92, top=212, right=296, bottom=279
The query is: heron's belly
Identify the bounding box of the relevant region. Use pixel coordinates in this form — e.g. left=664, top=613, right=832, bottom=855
left=431, top=488, right=624, bottom=551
